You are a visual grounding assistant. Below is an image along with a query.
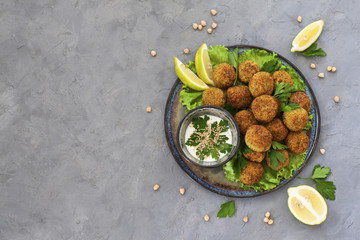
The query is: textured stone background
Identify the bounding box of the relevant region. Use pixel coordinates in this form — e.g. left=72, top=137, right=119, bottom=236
left=0, top=0, right=359, bottom=239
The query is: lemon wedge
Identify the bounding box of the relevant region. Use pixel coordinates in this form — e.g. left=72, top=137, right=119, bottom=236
left=291, top=20, right=324, bottom=52
left=174, top=57, right=209, bottom=91
left=287, top=185, right=327, bottom=225
left=195, top=43, right=215, bottom=86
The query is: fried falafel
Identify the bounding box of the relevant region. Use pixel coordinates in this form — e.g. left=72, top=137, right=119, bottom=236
left=244, top=151, right=266, bottom=163
left=234, top=110, right=258, bottom=135
left=266, top=149, right=290, bottom=171
left=249, top=72, right=274, bottom=97
left=272, top=71, right=293, bottom=88
left=289, top=91, right=311, bottom=112
left=239, top=161, right=264, bottom=185
left=283, top=108, right=308, bottom=131
left=238, top=60, right=260, bottom=84
left=265, top=118, right=289, bottom=141
left=245, top=125, right=273, bottom=152
left=251, top=95, right=279, bottom=122
left=226, top=85, right=253, bottom=109
left=285, top=131, right=309, bottom=154
left=201, top=87, right=226, bottom=108
left=213, top=63, right=236, bottom=89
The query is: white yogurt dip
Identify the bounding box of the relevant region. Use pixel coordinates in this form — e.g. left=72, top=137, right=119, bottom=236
left=184, top=115, right=232, bottom=162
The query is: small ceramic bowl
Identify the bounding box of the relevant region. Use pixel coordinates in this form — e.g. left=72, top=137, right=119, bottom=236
left=177, top=105, right=240, bottom=168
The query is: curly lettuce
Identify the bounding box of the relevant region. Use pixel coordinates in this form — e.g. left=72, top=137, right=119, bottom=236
left=224, top=152, right=308, bottom=192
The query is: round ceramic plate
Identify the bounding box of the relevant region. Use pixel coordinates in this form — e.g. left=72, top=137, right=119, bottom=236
left=164, top=45, right=320, bottom=197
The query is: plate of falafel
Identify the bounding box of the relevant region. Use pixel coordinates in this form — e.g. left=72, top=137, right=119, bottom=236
left=165, top=45, right=320, bottom=197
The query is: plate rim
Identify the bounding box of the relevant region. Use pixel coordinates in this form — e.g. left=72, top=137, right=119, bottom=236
left=164, top=44, right=321, bottom=198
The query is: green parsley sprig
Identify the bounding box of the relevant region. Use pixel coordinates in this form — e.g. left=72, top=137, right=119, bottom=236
left=217, top=200, right=236, bottom=218
left=297, top=43, right=327, bottom=57
left=266, top=141, right=287, bottom=169
left=299, top=164, right=336, bottom=200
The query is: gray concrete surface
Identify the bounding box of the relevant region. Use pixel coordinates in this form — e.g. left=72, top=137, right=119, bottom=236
left=0, top=0, right=359, bottom=239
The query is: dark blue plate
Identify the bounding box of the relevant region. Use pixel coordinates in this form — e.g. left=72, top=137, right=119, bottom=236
left=164, top=45, right=320, bottom=197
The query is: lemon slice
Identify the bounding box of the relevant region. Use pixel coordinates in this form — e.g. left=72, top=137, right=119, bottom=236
left=291, top=20, right=324, bottom=52
left=287, top=185, right=327, bottom=225
left=195, top=43, right=215, bottom=86
left=174, top=57, right=209, bottom=91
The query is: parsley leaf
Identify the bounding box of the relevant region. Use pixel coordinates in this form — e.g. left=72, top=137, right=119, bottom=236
left=217, top=200, right=236, bottom=218
left=312, top=164, right=331, bottom=179
left=297, top=43, right=327, bottom=57
left=192, top=115, right=209, bottom=133
left=299, top=164, right=336, bottom=200
left=314, top=179, right=336, bottom=200
left=260, top=59, right=281, bottom=73
left=272, top=141, right=288, bottom=150
left=267, top=150, right=285, bottom=169
left=280, top=102, right=301, bottom=112
left=273, top=82, right=296, bottom=103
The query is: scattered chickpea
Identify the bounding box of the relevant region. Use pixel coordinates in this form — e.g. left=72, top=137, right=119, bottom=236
left=318, top=73, right=325, bottom=78
left=310, top=63, right=316, bottom=69
left=184, top=48, right=190, bottom=54
left=146, top=106, right=152, bottom=113
left=211, top=9, right=217, bottom=16
left=150, top=50, right=157, bottom=57
left=334, top=96, right=340, bottom=103
left=268, top=219, right=274, bottom=225
left=198, top=25, right=203, bottom=31
left=204, top=215, right=210, bottom=222
left=327, top=66, right=332, bottom=72
left=179, top=188, right=185, bottom=195
left=201, top=20, right=207, bottom=27
left=207, top=28, right=212, bottom=34
left=243, top=216, right=249, bottom=223
left=264, top=217, right=269, bottom=223
left=212, top=22, right=217, bottom=29
left=193, top=23, right=198, bottom=30
left=265, top=212, right=271, bottom=218
left=297, top=16, right=302, bottom=23
left=320, top=148, right=326, bottom=155
left=332, top=67, right=337, bottom=72
left=153, top=184, right=160, bottom=191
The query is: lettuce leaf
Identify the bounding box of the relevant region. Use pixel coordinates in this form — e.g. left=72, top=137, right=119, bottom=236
left=185, top=60, right=196, bottom=74
left=223, top=151, right=308, bottom=192
left=238, top=49, right=305, bottom=92
left=208, top=45, right=239, bottom=70
left=238, top=49, right=279, bottom=69
left=179, top=85, right=202, bottom=113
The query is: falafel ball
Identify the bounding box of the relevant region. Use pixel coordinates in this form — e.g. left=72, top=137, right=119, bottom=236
left=251, top=95, right=279, bottom=122
left=245, top=125, right=273, bottom=152
left=249, top=72, right=274, bottom=97
left=239, top=161, right=264, bottom=185
left=266, top=149, right=290, bottom=171
left=238, top=60, right=260, bottom=84
left=285, top=131, right=309, bottom=154
left=283, top=108, right=308, bottom=131
left=265, top=118, right=289, bottom=141
left=201, top=88, right=226, bottom=108
left=226, top=85, right=253, bottom=109
left=272, top=71, right=293, bottom=88
left=213, top=63, right=236, bottom=89
left=244, top=151, right=266, bottom=163
left=234, top=110, right=258, bottom=135
left=289, top=92, right=311, bottom=112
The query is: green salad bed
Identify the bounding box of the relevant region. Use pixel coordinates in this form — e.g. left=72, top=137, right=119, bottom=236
left=179, top=45, right=312, bottom=192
